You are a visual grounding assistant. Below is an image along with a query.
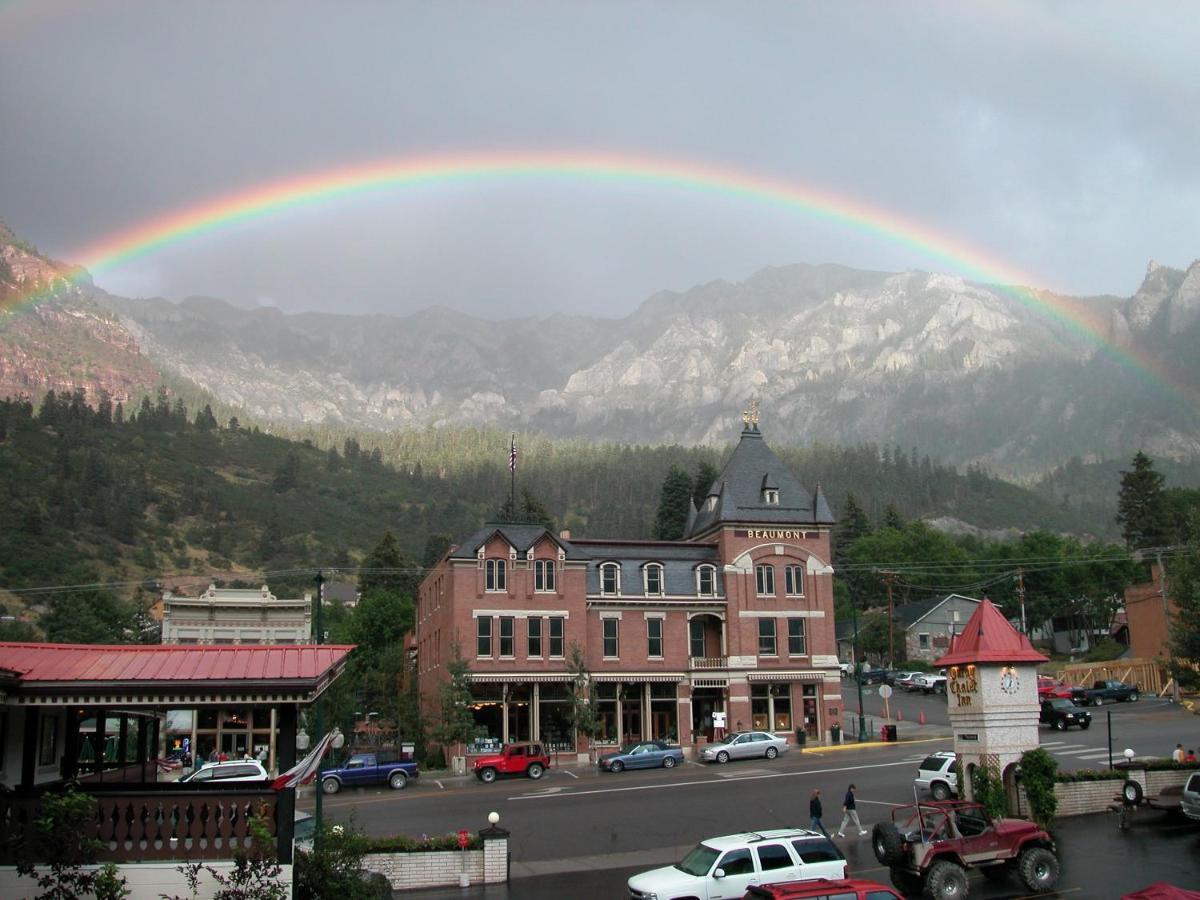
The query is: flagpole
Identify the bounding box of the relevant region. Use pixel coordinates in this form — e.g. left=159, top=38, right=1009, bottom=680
left=510, top=433, right=516, bottom=516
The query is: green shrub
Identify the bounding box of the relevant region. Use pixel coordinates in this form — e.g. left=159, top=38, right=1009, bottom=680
left=364, top=832, right=481, bottom=853
left=1082, top=639, right=1126, bottom=662
left=970, top=762, right=1008, bottom=819
left=1054, top=769, right=1124, bottom=783
left=1019, top=748, right=1058, bottom=828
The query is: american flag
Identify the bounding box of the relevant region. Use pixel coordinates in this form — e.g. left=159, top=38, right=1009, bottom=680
left=509, top=433, right=518, bottom=473
left=272, top=730, right=337, bottom=791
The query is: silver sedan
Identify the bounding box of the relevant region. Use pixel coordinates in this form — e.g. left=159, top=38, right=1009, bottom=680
left=700, top=730, right=790, bottom=764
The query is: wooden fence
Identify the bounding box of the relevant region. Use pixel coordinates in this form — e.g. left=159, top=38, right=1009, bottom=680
left=1053, top=658, right=1166, bottom=693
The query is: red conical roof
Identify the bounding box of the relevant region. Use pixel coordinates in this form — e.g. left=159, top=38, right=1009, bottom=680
left=935, top=598, right=1047, bottom=666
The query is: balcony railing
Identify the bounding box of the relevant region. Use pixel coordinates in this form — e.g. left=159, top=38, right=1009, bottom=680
left=689, top=656, right=728, bottom=670
left=0, top=786, right=283, bottom=864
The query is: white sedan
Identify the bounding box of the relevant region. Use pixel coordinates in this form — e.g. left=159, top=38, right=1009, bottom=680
left=700, top=731, right=790, bottom=764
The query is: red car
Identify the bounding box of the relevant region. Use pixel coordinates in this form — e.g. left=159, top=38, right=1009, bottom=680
left=745, top=878, right=901, bottom=899
left=1037, top=676, right=1073, bottom=700
left=471, top=742, right=550, bottom=783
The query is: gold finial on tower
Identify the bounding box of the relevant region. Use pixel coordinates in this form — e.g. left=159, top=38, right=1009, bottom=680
left=742, top=399, right=760, bottom=429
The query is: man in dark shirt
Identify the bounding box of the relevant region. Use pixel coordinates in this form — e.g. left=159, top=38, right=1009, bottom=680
left=809, top=788, right=829, bottom=837
left=836, top=783, right=867, bottom=838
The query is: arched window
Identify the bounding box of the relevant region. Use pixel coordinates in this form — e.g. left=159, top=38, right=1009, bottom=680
left=644, top=563, right=664, bottom=596
left=600, top=562, right=621, bottom=595
left=696, top=565, right=716, bottom=597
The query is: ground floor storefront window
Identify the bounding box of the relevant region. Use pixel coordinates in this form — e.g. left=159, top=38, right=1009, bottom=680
left=648, top=683, right=678, bottom=742
left=538, top=683, right=575, bottom=752
left=750, top=684, right=793, bottom=733
left=468, top=684, right=505, bottom=753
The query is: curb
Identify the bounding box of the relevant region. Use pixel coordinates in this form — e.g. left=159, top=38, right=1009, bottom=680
left=796, top=734, right=953, bottom=754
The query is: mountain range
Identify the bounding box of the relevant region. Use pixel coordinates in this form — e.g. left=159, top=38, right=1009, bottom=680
left=3, top=219, right=1199, bottom=479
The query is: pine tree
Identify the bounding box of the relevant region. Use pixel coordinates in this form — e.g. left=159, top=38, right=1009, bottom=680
left=1167, top=510, right=1200, bottom=689
left=1116, top=451, right=1169, bottom=549
left=882, top=502, right=906, bottom=530
left=359, top=531, right=417, bottom=595
left=432, top=650, right=476, bottom=753
left=834, top=492, right=872, bottom=569
left=653, top=464, right=693, bottom=540
left=692, top=461, right=719, bottom=508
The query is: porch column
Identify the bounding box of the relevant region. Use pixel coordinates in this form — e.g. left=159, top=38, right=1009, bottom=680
left=276, top=704, right=297, bottom=865
left=643, top=683, right=651, bottom=740
left=20, top=707, right=39, bottom=788
left=62, top=709, right=79, bottom=782
left=531, top=683, right=540, bottom=744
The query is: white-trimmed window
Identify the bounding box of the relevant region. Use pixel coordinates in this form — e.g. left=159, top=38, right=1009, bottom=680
left=787, top=618, right=806, bottom=655
left=603, top=618, right=619, bottom=658
left=689, top=618, right=706, bottom=658
left=534, top=559, right=556, bottom=592
left=476, top=617, right=492, bottom=657
left=485, top=559, right=506, bottom=592
left=764, top=489, right=779, bottom=505
left=647, top=617, right=664, bottom=658
left=697, top=565, right=716, bottom=597
left=755, top=564, right=776, bottom=596
left=919, top=632, right=930, bottom=649
left=549, top=617, right=565, bottom=658
left=601, top=562, right=621, bottom=595
left=528, top=617, right=543, bottom=657
left=758, top=618, right=777, bottom=656
left=644, top=563, right=664, bottom=596
left=784, top=565, right=804, bottom=596
left=706, top=495, right=717, bottom=511
left=499, top=616, right=514, bottom=657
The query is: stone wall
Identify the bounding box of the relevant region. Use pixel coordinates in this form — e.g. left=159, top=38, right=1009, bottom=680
left=362, top=830, right=508, bottom=892
left=1045, top=767, right=1196, bottom=818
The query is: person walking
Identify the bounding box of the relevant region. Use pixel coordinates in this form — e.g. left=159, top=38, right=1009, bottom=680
left=836, top=783, right=867, bottom=838
left=1172, top=743, right=1185, bottom=763
left=809, top=789, right=829, bottom=838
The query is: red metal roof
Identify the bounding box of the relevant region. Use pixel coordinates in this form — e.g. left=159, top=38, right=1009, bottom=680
left=935, top=598, right=1048, bottom=666
left=0, top=642, right=354, bottom=685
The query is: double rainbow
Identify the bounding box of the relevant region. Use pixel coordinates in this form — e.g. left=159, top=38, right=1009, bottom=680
left=2, top=151, right=1187, bottom=402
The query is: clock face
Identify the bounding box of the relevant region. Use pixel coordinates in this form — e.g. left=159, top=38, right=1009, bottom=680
left=1000, top=671, right=1020, bottom=694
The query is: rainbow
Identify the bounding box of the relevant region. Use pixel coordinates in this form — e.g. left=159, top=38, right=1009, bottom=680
left=3, top=151, right=1189, bottom=402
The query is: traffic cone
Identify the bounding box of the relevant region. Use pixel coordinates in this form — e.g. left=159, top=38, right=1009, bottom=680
left=896, top=709, right=903, bottom=722
left=919, top=710, right=926, bottom=726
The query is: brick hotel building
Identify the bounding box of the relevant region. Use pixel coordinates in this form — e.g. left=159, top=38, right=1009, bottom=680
left=415, top=417, right=844, bottom=757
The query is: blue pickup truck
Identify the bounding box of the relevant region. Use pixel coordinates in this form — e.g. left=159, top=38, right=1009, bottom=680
left=320, top=751, right=419, bottom=794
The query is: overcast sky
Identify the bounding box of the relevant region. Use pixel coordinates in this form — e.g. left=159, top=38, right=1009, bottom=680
left=2, top=1, right=1197, bottom=319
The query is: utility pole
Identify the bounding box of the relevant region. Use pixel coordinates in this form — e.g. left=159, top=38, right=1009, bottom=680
left=853, top=608, right=866, bottom=742
left=1015, top=568, right=1027, bottom=635
left=313, top=569, right=325, bottom=846
left=881, top=571, right=899, bottom=667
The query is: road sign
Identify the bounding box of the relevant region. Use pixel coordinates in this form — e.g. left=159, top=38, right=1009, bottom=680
left=878, top=685, right=894, bottom=699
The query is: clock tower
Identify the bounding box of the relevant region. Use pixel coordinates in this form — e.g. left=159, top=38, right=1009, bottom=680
left=935, top=598, right=1047, bottom=806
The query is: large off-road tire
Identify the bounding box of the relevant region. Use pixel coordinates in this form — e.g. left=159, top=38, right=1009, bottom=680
left=389, top=771, right=408, bottom=790
left=527, top=763, right=544, bottom=779
left=765, top=746, right=779, bottom=760
left=1018, top=846, right=1060, bottom=892
left=1122, top=780, right=1143, bottom=805
left=321, top=777, right=340, bottom=795
left=478, top=767, right=497, bottom=784
left=716, top=750, right=730, bottom=764
left=923, top=859, right=968, bottom=899
left=924, top=859, right=968, bottom=899
left=662, top=756, right=676, bottom=768
left=931, top=781, right=952, bottom=801
left=980, top=863, right=1010, bottom=883
left=609, top=760, right=624, bottom=773
left=890, top=867, right=923, bottom=896
left=872, top=821, right=905, bottom=866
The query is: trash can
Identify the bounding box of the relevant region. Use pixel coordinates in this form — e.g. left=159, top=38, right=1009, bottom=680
left=882, top=724, right=898, bottom=743
left=830, top=724, right=841, bottom=744
left=794, top=728, right=807, bottom=750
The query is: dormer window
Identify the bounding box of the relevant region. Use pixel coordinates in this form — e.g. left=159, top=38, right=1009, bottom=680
left=485, top=558, right=506, bottom=592
left=601, top=562, right=621, bottom=595
left=696, top=564, right=716, bottom=597
left=706, top=495, right=717, bottom=511
left=764, top=489, right=779, bottom=505
left=644, top=563, right=664, bottom=596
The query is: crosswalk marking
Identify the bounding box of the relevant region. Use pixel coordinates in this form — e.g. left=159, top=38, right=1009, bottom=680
left=1054, top=747, right=1108, bottom=756
left=1072, top=751, right=1112, bottom=761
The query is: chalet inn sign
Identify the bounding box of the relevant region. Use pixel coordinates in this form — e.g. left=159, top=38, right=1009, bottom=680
left=947, top=664, right=979, bottom=707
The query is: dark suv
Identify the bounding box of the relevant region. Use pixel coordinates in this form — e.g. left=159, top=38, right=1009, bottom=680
left=1039, top=698, right=1092, bottom=731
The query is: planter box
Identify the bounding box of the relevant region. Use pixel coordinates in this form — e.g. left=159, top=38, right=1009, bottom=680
left=362, top=830, right=508, bottom=892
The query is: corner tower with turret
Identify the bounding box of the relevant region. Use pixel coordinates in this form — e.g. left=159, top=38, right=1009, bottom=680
left=683, top=404, right=843, bottom=743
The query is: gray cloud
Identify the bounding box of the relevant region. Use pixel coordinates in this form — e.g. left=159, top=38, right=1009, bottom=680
left=1, top=0, right=1197, bottom=318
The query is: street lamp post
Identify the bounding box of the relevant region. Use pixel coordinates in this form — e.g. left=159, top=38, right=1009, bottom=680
left=853, top=608, right=866, bottom=742
left=313, top=569, right=325, bottom=845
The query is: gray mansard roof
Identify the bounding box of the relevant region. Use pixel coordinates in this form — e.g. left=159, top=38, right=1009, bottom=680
left=570, top=539, right=722, bottom=597
left=448, top=523, right=588, bottom=560
left=686, top=424, right=836, bottom=538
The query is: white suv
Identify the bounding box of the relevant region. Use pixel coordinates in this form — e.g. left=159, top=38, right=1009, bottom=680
left=913, top=751, right=958, bottom=800
left=627, top=829, right=845, bottom=900
left=180, top=759, right=269, bottom=783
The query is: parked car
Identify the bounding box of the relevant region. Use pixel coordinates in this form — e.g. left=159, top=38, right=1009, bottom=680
left=894, top=672, right=924, bottom=691
left=321, top=751, right=419, bottom=794
left=1071, top=679, right=1140, bottom=706
left=1039, top=698, right=1093, bottom=731
left=1179, top=772, right=1200, bottom=824
left=859, top=668, right=891, bottom=685
left=913, top=674, right=947, bottom=694
left=598, top=740, right=684, bottom=772
left=913, top=751, right=958, bottom=800
left=627, top=829, right=845, bottom=900
left=745, top=878, right=902, bottom=899
left=872, top=800, right=1060, bottom=896
left=838, top=661, right=853, bottom=677
left=179, top=759, right=269, bottom=783
left=701, top=731, right=790, bottom=764
left=1036, top=676, right=1074, bottom=700
left=472, top=742, right=550, bottom=783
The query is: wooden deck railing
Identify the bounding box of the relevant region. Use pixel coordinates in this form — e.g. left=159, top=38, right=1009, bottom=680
left=0, top=786, right=282, bottom=864
left=689, top=656, right=728, bottom=670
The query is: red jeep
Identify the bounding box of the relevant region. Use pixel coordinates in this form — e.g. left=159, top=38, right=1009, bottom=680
left=872, top=800, right=1059, bottom=898
left=472, top=742, right=550, bottom=784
